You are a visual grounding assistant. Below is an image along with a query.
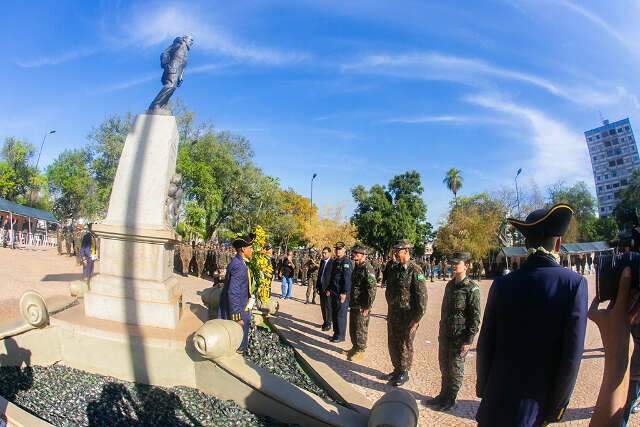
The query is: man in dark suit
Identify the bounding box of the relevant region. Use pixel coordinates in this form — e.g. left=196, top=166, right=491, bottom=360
left=217, top=234, right=255, bottom=354
left=329, top=241, right=352, bottom=343
left=476, top=203, right=588, bottom=426
left=317, top=246, right=334, bottom=331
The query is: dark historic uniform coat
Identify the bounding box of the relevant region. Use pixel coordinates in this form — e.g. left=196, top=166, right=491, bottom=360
left=476, top=252, right=588, bottom=426
left=217, top=254, right=252, bottom=352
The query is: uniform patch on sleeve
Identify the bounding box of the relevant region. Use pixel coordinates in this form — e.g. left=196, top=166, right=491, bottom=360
left=417, top=274, right=425, bottom=281
left=344, top=263, right=350, bottom=269
left=368, top=273, right=376, bottom=284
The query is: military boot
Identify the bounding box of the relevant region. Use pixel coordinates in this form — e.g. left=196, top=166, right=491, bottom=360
left=438, top=396, right=457, bottom=411
left=377, top=370, right=399, bottom=381
left=349, top=351, right=365, bottom=362
left=344, top=347, right=357, bottom=357
left=392, top=371, right=409, bottom=387
left=422, top=395, right=445, bottom=408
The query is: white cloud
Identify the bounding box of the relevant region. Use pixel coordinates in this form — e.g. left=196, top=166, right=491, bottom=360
left=15, top=47, right=98, bottom=68
left=343, top=51, right=632, bottom=106
left=124, top=5, right=308, bottom=65
left=552, top=0, right=639, bottom=53
left=466, top=93, right=592, bottom=187
left=383, top=114, right=506, bottom=125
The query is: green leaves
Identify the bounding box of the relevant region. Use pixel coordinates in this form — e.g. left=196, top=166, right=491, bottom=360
left=46, top=148, right=98, bottom=222
left=351, top=170, right=431, bottom=255
left=0, top=137, right=41, bottom=204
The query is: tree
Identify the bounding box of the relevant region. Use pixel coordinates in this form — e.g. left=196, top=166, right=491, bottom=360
left=546, top=180, right=598, bottom=242
left=351, top=170, right=431, bottom=256
left=580, top=215, right=619, bottom=242
left=304, top=204, right=356, bottom=251
left=614, top=169, right=640, bottom=230
left=269, top=188, right=316, bottom=251
left=47, top=148, right=99, bottom=223
left=0, top=137, right=40, bottom=204
left=88, top=114, right=132, bottom=215
left=435, top=193, right=506, bottom=260
left=177, top=130, right=283, bottom=240
left=443, top=168, right=463, bottom=202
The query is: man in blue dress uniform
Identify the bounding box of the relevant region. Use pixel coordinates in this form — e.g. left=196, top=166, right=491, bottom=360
left=217, top=234, right=255, bottom=354
left=476, top=203, right=588, bottom=426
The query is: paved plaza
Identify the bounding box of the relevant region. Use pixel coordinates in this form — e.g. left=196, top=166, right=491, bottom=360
left=0, top=247, right=634, bottom=426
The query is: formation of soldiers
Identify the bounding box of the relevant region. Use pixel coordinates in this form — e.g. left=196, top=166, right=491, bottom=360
left=56, top=225, right=86, bottom=266
left=175, top=242, right=236, bottom=285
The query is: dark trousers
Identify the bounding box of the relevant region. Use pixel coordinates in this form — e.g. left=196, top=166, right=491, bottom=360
left=239, top=311, right=251, bottom=352
left=330, top=292, right=349, bottom=339
left=320, top=290, right=332, bottom=327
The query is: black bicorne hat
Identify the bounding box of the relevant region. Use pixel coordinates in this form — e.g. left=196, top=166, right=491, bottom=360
left=232, top=233, right=255, bottom=249
left=507, top=203, right=574, bottom=239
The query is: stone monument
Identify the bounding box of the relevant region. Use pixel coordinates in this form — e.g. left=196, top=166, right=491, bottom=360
left=84, top=35, right=194, bottom=329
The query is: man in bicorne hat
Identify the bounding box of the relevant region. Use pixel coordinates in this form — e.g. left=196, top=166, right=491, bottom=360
left=218, top=234, right=255, bottom=354
left=475, top=203, right=588, bottom=426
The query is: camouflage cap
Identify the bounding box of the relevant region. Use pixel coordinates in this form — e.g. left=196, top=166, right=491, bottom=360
left=351, top=245, right=368, bottom=255
left=448, top=252, right=471, bottom=264
left=334, top=241, right=346, bottom=249
left=393, top=239, right=413, bottom=250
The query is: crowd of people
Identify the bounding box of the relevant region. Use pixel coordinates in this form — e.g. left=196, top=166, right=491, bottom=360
left=216, top=203, right=640, bottom=427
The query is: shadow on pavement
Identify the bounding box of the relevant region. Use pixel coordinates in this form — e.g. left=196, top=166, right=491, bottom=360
left=41, top=273, right=84, bottom=282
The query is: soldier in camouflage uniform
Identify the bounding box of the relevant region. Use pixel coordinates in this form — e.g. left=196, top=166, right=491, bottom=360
left=347, top=245, right=377, bottom=362
left=56, top=227, right=64, bottom=255
left=424, top=251, right=481, bottom=411
left=179, top=242, right=193, bottom=276
left=195, top=243, right=206, bottom=278
left=73, top=228, right=83, bottom=266
left=381, top=239, right=428, bottom=387
left=304, top=251, right=320, bottom=304
left=64, top=226, right=72, bottom=256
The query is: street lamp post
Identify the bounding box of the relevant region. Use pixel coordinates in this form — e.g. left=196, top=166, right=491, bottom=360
left=36, top=130, right=56, bottom=172
left=310, top=173, right=317, bottom=225
left=515, top=168, right=522, bottom=218
left=30, top=130, right=56, bottom=206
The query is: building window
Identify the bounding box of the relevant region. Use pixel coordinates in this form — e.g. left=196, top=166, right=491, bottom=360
left=616, top=158, right=624, bottom=165
left=615, top=148, right=622, bottom=155
left=598, top=186, right=603, bottom=191
left=596, top=135, right=601, bottom=140
left=618, top=128, right=624, bottom=134
left=612, top=171, right=617, bottom=177
left=605, top=174, right=609, bottom=179
left=605, top=141, right=612, bottom=147
left=609, top=160, right=616, bottom=167
left=610, top=129, right=617, bottom=135
left=606, top=184, right=611, bottom=189
left=621, top=179, right=628, bottom=186
left=625, top=125, right=631, bottom=131
left=588, top=137, right=593, bottom=142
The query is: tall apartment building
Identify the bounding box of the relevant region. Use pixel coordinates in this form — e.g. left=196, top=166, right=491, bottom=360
left=585, top=118, right=640, bottom=216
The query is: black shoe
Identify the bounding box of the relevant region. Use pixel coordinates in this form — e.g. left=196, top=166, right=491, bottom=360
left=391, top=371, right=409, bottom=387
left=330, top=336, right=345, bottom=343
left=438, top=398, right=456, bottom=411
left=423, top=395, right=444, bottom=407
left=377, top=370, right=399, bottom=381
left=321, top=325, right=331, bottom=331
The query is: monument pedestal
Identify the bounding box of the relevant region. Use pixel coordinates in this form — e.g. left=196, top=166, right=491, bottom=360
left=84, top=113, right=183, bottom=329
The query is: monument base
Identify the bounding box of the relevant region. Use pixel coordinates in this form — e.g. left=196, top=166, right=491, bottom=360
left=84, top=223, right=182, bottom=329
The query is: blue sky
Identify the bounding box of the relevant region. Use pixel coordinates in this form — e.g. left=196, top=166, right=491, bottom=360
left=2, top=0, right=640, bottom=224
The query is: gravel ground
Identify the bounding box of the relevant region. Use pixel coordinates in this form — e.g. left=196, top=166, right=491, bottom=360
left=245, top=326, right=329, bottom=400
left=0, top=364, right=288, bottom=427
left=270, top=276, right=637, bottom=427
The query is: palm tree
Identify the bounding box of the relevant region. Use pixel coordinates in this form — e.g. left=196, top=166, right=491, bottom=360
left=443, top=168, right=463, bottom=202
